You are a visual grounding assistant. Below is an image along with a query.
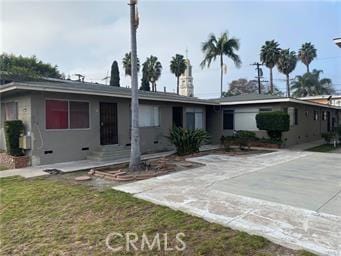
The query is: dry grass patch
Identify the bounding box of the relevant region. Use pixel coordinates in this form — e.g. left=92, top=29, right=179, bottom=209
left=0, top=176, right=314, bottom=256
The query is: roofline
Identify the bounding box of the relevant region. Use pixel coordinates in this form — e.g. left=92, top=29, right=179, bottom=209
left=0, top=83, right=217, bottom=106
left=1, top=82, right=339, bottom=109
left=219, top=97, right=340, bottom=109
left=299, top=95, right=341, bottom=100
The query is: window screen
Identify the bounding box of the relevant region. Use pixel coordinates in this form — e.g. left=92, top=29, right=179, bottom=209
left=70, top=101, right=90, bottom=129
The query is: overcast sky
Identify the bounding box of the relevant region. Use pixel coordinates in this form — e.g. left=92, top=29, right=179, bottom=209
left=1, top=0, right=340, bottom=98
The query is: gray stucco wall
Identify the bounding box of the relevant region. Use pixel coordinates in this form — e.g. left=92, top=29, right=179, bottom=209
left=27, top=92, right=206, bottom=165
left=214, top=102, right=339, bottom=147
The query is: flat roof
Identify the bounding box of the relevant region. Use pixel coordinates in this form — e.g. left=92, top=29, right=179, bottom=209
left=1, top=80, right=340, bottom=109
left=0, top=80, right=216, bottom=105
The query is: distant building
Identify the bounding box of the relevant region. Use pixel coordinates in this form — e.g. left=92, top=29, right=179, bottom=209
left=179, top=58, right=194, bottom=97
left=300, top=95, right=341, bottom=107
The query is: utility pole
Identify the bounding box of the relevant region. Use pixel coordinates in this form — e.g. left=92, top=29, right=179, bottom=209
left=251, top=62, right=263, bottom=94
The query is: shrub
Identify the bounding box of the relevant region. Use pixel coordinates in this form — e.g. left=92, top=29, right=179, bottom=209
left=321, top=132, right=336, bottom=144
left=234, top=130, right=257, bottom=150
left=256, top=111, right=289, bottom=142
left=4, top=120, right=25, bottom=156
left=167, top=127, right=209, bottom=156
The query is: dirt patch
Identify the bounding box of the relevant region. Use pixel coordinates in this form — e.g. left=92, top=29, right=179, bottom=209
left=45, top=149, right=270, bottom=191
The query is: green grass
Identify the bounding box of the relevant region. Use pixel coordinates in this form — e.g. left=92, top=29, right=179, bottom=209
left=0, top=176, right=314, bottom=255
left=306, top=144, right=340, bottom=152
left=0, top=165, right=8, bottom=171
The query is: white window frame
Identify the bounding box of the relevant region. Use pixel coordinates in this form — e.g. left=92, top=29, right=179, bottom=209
left=138, top=105, right=160, bottom=128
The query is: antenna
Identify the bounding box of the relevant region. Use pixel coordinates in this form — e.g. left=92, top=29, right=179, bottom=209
left=102, top=70, right=110, bottom=85
left=74, top=74, right=85, bottom=82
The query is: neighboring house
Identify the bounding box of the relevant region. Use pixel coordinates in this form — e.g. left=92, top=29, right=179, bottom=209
left=1, top=80, right=340, bottom=166
left=299, top=95, right=341, bottom=107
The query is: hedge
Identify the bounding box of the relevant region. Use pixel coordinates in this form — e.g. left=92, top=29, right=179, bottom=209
left=256, top=111, right=289, bottom=141
left=4, top=120, right=24, bottom=156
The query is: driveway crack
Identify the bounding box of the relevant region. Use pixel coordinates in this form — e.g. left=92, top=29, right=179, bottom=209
left=315, top=188, right=341, bottom=213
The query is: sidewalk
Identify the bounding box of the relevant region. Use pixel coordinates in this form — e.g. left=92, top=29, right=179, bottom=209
left=0, top=150, right=175, bottom=179
left=286, top=139, right=325, bottom=151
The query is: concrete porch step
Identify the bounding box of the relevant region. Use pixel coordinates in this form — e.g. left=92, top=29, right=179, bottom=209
left=87, top=145, right=131, bottom=161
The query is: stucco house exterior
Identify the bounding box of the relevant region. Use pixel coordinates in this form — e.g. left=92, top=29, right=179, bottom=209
left=1, top=79, right=340, bottom=166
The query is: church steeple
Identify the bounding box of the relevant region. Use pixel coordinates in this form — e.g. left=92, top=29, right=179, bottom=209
left=179, top=52, right=194, bottom=97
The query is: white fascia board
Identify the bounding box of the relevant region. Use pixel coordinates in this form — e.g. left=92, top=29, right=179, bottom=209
left=220, top=97, right=340, bottom=109
left=0, top=84, right=216, bottom=106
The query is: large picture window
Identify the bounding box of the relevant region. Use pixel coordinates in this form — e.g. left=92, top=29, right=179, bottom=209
left=46, top=100, right=89, bottom=130
left=139, top=105, right=160, bottom=127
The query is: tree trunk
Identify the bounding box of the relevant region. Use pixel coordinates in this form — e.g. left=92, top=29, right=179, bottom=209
left=307, top=64, right=310, bottom=73
left=129, top=0, right=142, bottom=171
left=286, top=74, right=290, bottom=97
left=176, top=76, right=179, bottom=95
left=269, top=68, right=273, bottom=94
left=220, top=54, right=223, bottom=97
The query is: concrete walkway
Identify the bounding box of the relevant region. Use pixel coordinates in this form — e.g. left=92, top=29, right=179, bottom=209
left=115, top=151, right=341, bottom=256
left=287, top=139, right=325, bottom=151
left=0, top=151, right=175, bottom=178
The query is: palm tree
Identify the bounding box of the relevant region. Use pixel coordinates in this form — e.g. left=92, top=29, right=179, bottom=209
left=201, top=32, right=241, bottom=97
left=122, top=52, right=140, bottom=77
left=291, top=70, right=334, bottom=97
left=128, top=0, right=142, bottom=171
left=277, top=49, right=297, bottom=97
left=142, top=55, right=162, bottom=92
left=260, top=40, right=280, bottom=94
left=170, top=54, right=187, bottom=95
left=298, top=42, right=317, bottom=73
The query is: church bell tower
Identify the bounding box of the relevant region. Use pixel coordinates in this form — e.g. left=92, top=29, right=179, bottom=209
left=179, top=55, right=194, bottom=97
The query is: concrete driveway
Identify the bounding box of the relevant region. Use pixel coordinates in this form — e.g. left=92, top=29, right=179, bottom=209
left=115, top=151, right=341, bottom=256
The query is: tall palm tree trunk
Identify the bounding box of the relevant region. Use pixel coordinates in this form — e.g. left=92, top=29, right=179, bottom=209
left=307, top=64, right=310, bottom=73
left=177, top=76, right=179, bottom=95
left=129, top=0, right=141, bottom=171
left=286, top=74, right=290, bottom=97
left=220, top=54, right=223, bottom=97
left=269, top=68, right=273, bottom=94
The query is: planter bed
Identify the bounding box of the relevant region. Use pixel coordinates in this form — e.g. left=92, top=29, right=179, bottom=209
left=0, top=153, right=30, bottom=169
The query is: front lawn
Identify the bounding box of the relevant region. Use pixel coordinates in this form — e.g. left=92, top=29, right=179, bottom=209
left=306, top=144, right=340, bottom=153
left=0, top=165, right=8, bottom=171
left=0, top=176, right=313, bottom=255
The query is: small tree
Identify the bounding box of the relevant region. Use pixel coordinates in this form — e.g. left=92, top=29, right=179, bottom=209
left=109, top=60, right=120, bottom=87
left=4, top=120, right=25, bottom=156
left=256, top=111, right=289, bottom=142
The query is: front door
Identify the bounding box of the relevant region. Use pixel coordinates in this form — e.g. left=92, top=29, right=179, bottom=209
left=100, top=102, right=118, bottom=145
left=172, top=107, right=183, bottom=127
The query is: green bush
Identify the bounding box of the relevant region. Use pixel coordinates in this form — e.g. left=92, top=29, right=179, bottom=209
left=4, top=120, right=25, bottom=156
left=256, top=111, right=289, bottom=141
left=167, top=127, right=209, bottom=156
left=321, top=132, right=336, bottom=144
